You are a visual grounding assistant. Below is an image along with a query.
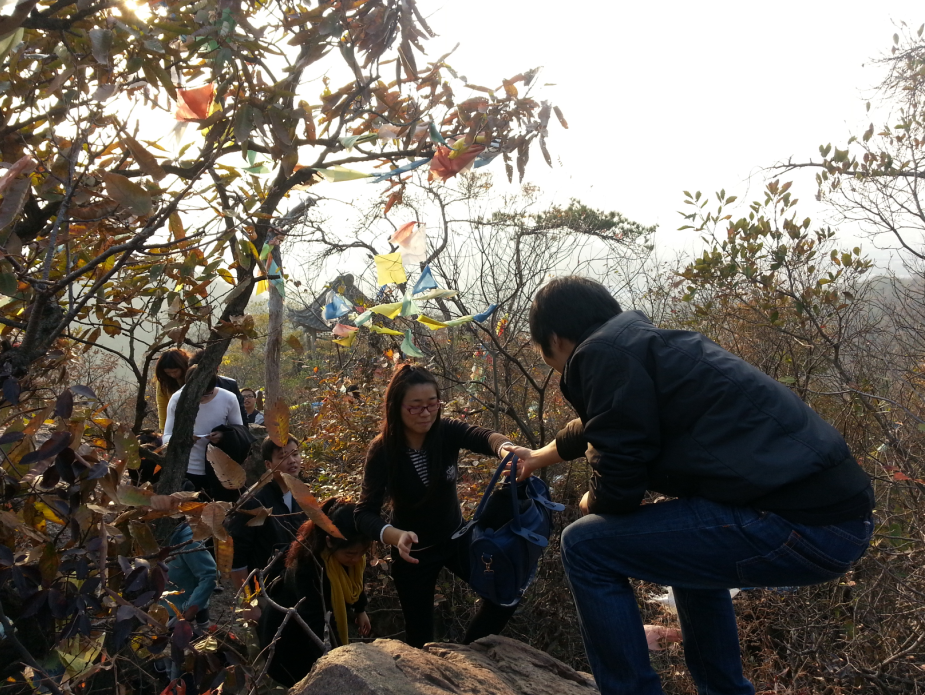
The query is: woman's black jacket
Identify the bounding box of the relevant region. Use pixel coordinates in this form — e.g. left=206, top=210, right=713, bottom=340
left=355, top=418, right=508, bottom=548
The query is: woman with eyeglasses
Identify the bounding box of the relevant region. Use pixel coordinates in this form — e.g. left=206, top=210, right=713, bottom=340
left=355, top=364, right=516, bottom=648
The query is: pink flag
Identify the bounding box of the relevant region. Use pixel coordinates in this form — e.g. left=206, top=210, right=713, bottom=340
left=332, top=323, right=359, bottom=337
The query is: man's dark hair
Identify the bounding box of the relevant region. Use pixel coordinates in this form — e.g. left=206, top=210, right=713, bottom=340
left=529, top=276, right=622, bottom=357
left=241, top=388, right=256, bottom=398
left=261, top=435, right=299, bottom=463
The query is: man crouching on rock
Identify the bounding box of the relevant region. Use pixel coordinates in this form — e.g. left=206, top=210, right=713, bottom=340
left=504, top=276, right=874, bottom=695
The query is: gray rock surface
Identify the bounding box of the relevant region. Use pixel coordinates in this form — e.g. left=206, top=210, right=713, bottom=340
left=291, top=634, right=598, bottom=695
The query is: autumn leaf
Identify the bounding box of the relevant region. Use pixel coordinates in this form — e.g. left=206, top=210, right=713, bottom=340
left=280, top=472, right=344, bottom=539
left=39, top=542, right=58, bottom=586
left=103, top=172, right=153, bottom=217
left=214, top=535, right=233, bottom=577
left=206, top=444, right=246, bottom=490
left=0, top=155, right=37, bottom=195
left=286, top=334, right=304, bottom=354
left=122, top=135, right=167, bottom=181
left=553, top=105, right=569, bottom=129
left=19, top=431, right=72, bottom=467
left=428, top=144, right=484, bottom=182
left=114, top=424, right=140, bottom=470
left=175, top=84, right=215, bottom=121
left=130, top=521, right=160, bottom=556
left=265, top=397, right=290, bottom=447
left=244, top=506, right=270, bottom=527
left=201, top=502, right=228, bottom=541
left=116, top=484, right=154, bottom=507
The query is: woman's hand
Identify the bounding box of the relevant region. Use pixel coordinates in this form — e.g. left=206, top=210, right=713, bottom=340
left=501, top=441, right=564, bottom=482
left=501, top=445, right=541, bottom=482
left=355, top=611, right=371, bottom=637
left=382, top=527, right=420, bottom=564
left=395, top=531, right=419, bottom=563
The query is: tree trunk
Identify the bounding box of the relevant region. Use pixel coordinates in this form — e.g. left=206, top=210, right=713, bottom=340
left=265, top=245, right=283, bottom=407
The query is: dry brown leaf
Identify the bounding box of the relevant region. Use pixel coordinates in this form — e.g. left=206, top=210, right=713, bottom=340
left=265, top=397, right=290, bottom=447
left=280, top=472, right=344, bottom=539
left=206, top=444, right=246, bottom=489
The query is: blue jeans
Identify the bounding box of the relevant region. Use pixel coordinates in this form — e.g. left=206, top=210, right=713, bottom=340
left=560, top=497, right=872, bottom=695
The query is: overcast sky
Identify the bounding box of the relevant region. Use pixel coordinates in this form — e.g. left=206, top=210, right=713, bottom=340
left=403, top=1, right=924, bottom=262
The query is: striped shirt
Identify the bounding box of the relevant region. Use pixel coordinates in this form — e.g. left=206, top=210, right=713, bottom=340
left=408, top=448, right=429, bottom=485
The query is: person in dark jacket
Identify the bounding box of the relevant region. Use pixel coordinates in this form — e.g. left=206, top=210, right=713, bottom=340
left=355, top=364, right=515, bottom=648
left=508, top=276, right=874, bottom=695
left=187, top=350, right=249, bottom=425
left=229, top=436, right=306, bottom=589
left=258, top=498, right=371, bottom=686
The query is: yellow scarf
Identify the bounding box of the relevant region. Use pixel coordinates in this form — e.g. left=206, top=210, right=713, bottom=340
left=321, top=548, right=366, bottom=646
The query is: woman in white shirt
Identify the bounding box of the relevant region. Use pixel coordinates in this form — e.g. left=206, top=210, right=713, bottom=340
left=162, top=369, right=244, bottom=495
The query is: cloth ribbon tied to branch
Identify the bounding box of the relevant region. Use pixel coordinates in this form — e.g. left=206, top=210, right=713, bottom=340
left=374, top=252, right=407, bottom=286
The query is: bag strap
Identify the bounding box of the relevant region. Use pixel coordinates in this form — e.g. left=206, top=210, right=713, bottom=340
left=472, top=452, right=516, bottom=523
left=451, top=453, right=562, bottom=544
left=451, top=452, right=516, bottom=540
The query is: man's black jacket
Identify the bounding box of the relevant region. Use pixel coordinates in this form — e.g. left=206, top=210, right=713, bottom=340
left=216, top=375, right=249, bottom=427
left=555, top=311, right=871, bottom=521
left=228, top=480, right=306, bottom=578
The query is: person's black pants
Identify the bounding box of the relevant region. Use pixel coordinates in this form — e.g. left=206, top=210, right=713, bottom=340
left=391, top=536, right=516, bottom=648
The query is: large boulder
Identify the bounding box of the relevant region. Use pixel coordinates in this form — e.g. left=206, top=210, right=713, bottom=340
left=291, top=634, right=598, bottom=695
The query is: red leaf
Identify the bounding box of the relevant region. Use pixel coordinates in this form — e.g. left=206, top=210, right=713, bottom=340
left=175, top=84, right=215, bottom=121
left=428, top=144, right=485, bottom=183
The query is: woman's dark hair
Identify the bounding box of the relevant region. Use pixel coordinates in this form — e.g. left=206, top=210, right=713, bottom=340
left=369, top=364, right=443, bottom=505
left=529, top=276, right=623, bottom=357
left=183, top=364, right=217, bottom=394
left=154, top=349, right=191, bottom=394
left=261, top=435, right=300, bottom=463
left=285, top=498, right=370, bottom=568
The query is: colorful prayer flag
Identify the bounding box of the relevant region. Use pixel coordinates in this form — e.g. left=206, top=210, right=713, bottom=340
left=374, top=252, right=407, bottom=286
left=401, top=330, right=425, bottom=358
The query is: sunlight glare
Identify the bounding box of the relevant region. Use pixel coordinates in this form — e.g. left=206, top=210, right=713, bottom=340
left=120, top=0, right=152, bottom=22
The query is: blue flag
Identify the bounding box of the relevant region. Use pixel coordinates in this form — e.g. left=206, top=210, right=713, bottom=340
left=323, top=293, right=352, bottom=321
left=474, top=303, right=498, bottom=322
left=412, top=266, right=438, bottom=295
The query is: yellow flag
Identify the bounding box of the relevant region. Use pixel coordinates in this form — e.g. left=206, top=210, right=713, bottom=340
left=333, top=331, right=358, bottom=348
left=315, top=165, right=373, bottom=182
left=369, top=301, right=402, bottom=319
left=418, top=315, right=449, bottom=330
left=374, top=252, right=407, bottom=286
left=368, top=324, right=404, bottom=336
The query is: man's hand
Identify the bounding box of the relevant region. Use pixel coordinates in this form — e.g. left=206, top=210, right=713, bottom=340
left=579, top=491, right=591, bottom=516
left=501, top=441, right=564, bottom=482
left=501, top=445, right=539, bottom=482
left=355, top=611, right=371, bottom=637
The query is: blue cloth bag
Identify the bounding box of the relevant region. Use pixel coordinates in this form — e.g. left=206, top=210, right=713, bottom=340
left=453, top=453, right=564, bottom=606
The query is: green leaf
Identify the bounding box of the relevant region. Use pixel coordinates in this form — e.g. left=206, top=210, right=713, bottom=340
left=234, top=104, right=254, bottom=152
left=0, top=272, right=17, bottom=297
left=103, top=172, right=152, bottom=217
